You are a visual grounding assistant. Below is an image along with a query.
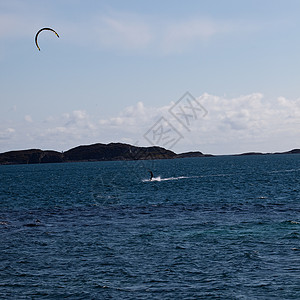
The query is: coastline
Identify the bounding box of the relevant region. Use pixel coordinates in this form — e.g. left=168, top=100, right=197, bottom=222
left=0, top=142, right=299, bottom=165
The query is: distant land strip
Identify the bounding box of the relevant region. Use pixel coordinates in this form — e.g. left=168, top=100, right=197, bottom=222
left=0, top=142, right=299, bottom=165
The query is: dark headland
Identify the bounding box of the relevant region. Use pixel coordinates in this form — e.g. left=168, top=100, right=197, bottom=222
left=0, top=142, right=299, bottom=165
left=0, top=143, right=212, bottom=165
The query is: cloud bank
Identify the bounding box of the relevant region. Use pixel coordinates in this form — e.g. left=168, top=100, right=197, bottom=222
left=1, top=93, right=299, bottom=154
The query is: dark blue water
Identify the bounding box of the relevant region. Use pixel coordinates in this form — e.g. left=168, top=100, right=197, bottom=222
left=0, top=155, right=299, bottom=299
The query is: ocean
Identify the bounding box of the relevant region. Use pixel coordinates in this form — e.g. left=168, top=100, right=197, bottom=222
left=0, top=154, right=299, bottom=299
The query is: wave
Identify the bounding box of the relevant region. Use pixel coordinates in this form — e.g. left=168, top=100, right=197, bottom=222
left=268, top=168, right=300, bottom=174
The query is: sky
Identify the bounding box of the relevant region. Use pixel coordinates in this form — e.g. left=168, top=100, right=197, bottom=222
left=0, top=0, right=300, bottom=155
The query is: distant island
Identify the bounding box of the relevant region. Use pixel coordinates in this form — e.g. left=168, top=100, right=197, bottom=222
left=0, top=143, right=212, bottom=165
left=235, top=149, right=300, bottom=156
left=0, top=142, right=299, bottom=165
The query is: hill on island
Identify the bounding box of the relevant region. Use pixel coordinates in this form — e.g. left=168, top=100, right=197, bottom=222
left=0, top=143, right=211, bottom=165
left=0, top=143, right=298, bottom=165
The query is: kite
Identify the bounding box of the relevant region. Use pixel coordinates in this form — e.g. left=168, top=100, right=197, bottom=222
left=35, top=27, right=59, bottom=51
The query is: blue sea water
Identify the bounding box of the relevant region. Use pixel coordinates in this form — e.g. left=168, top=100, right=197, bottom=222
left=0, top=155, right=300, bottom=299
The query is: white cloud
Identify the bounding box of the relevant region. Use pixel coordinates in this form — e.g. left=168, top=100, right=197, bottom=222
left=0, top=128, right=15, bottom=140
left=0, top=94, right=299, bottom=154
left=96, top=93, right=300, bottom=154
left=184, top=93, right=300, bottom=154
left=24, top=115, right=33, bottom=123
left=99, top=101, right=170, bottom=130
left=63, top=110, right=95, bottom=129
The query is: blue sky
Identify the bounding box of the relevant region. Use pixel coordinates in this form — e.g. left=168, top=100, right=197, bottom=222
left=0, top=0, right=300, bottom=154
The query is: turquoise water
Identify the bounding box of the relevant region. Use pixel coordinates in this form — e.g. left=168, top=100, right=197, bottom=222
left=0, top=155, right=300, bottom=299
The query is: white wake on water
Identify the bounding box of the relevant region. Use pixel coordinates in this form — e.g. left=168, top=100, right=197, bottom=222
left=142, top=173, right=233, bottom=183
left=142, top=176, right=190, bottom=182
